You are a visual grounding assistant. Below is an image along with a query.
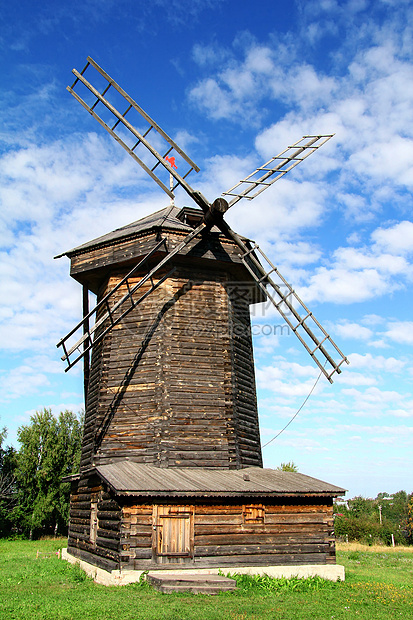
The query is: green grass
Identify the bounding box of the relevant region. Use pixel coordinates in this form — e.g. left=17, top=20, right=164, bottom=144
left=0, top=538, right=412, bottom=619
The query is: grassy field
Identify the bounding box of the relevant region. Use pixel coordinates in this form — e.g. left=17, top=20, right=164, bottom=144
left=0, top=539, right=412, bottom=620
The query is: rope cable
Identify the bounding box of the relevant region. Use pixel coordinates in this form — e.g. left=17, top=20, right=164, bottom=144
left=261, top=364, right=326, bottom=449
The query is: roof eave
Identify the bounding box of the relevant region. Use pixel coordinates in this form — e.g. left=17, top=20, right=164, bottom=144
left=55, top=213, right=252, bottom=261
left=55, top=224, right=176, bottom=259
left=114, top=490, right=345, bottom=498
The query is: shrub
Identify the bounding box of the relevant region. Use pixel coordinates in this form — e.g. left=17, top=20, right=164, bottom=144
left=334, top=514, right=405, bottom=545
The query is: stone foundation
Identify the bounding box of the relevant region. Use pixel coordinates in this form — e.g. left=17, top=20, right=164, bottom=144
left=62, top=548, right=345, bottom=587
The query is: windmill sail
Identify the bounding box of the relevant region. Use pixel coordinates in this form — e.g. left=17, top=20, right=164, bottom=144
left=67, top=57, right=208, bottom=207
left=209, top=218, right=348, bottom=383
left=222, top=135, right=333, bottom=208
left=57, top=222, right=206, bottom=370
left=240, top=241, right=348, bottom=382
left=59, top=56, right=347, bottom=382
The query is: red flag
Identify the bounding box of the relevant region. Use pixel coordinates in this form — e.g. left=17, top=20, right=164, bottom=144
left=165, top=155, right=177, bottom=170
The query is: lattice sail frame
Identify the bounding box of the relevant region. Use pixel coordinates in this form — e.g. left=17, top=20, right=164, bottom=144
left=240, top=243, right=348, bottom=382
left=58, top=57, right=349, bottom=383
left=57, top=223, right=206, bottom=371
left=68, top=57, right=202, bottom=203
left=222, top=135, right=334, bottom=208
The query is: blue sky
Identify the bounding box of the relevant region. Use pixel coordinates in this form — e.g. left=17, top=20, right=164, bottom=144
left=1, top=0, right=412, bottom=499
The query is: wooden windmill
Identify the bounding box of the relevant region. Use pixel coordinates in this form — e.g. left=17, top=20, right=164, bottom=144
left=59, top=58, right=347, bottom=578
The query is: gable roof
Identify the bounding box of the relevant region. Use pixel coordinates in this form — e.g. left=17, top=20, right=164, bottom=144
left=93, top=462, right=346, bottom=498
left=56, top=206, right=205, bottom=258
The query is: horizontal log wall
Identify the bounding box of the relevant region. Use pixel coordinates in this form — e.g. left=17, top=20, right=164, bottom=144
left=120, top=504, right=153, bottom=567
left=227, top=281, right=262, bottom=467
left=67, top=476, right=122, bottom=571
left=81, top=262, right=262, bottom=470
left=120, top=498, right=336, bottom=571
left=70, top=230, right=249, bottom=285
left=192, top=502, right=335, bottom=568
left=80, top=278, right=108, bottom=470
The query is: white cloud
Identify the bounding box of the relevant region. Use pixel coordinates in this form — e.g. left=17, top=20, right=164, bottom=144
left=334, top=246, right=409, bottom=275
left=256, top=359, right=322, bottom=398
left=299, top=265, right=391, bottom=304
left=1, top=0, right=413, bottom=503
left=348, top=352, right=406, bottom=373
left=372, top=221, right=413, bottom=255
left=334, top=423, right=413, bottom=438
left=361, top=314, right=386, bottom=326
left=350, top=138, right=413, bottom=187
left=387, top=408, right=413, bottom=418
left=335, top=372, right=377, bottom=386
left=368, top=339, right=390, bottom=349
left=225, top=178, right=328, bottom=239
left=0, top=364, right=50, bottom=401
left=340, top=386, right=409, bottom=418
left=370, top=436, right=398, bottom=445
left=334, top=322, right=373, bottom=340
left=384, top=321, right=413, bottom=345
left=268, top=65, right=338, bottom=111
left=198, top=153, right=257, bottom=201
left=188, top=78, right=235, bottom=121
left=188, top=7, right=413, bottom=227
left=294, top=228, right=413, bottom=304
left=192, top=43, right=230, bottom=67
left=184, top=10, right=413, bottom=327
left=0, top=353, right=79, bottom=402
left=0, top=133, right=168, bottom=355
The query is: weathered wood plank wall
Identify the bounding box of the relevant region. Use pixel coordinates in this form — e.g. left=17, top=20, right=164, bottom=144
left=117, top=500, right=335, bottom=570
left=67, top=476, right=122, bottom=571
left=68, top=485, right=335, bottom=572
left=69, top=230, right=249, bottom=288
left=79, top=262, right=262, bottom=471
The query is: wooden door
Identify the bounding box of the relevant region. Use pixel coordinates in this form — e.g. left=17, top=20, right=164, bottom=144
left=153, top=506, right=193, bottom=564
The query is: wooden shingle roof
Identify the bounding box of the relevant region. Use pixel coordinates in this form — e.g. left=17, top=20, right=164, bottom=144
left=57, top=205, right=223, bottom=258
left=56, top=206, right=190, bottom=258
left=93, top=462, right=346, bottom=498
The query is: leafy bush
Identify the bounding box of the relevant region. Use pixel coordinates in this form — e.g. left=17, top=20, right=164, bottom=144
left=334, top=491, right=413, bottom=546
left=226, top=573, right=338, bottom=594
left=334, top=514, right=406, bottom=545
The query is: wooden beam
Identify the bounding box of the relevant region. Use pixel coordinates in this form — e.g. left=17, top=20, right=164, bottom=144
left=82, top=284, right=90, bottom=405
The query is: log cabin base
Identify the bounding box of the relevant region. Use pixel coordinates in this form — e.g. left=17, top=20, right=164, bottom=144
left=62, top=548, right=345, bottom=587
left=65, top=463, right=346, bottom=587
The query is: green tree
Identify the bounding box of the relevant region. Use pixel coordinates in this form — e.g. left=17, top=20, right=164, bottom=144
left=277, top=461, right=299, bottom=472
left=377, top=491, right=409, bottom=529
left=407, top=496, right=413, bottom=544
left=348, top=495, right=375, bottom=518
left=14, top=409, right=82, bottom=539
left=0, top=428, right=18, bottom=537
left=334, top=492, right=412, bottom=546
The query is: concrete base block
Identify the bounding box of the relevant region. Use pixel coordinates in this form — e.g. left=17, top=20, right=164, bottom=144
left=147, top=573, right=237, bottom=594
left=61, top=549, right=345, bottom=586
left=62, top=549, right=144, bottom=586
left=230, top=564, right=345, bottom=582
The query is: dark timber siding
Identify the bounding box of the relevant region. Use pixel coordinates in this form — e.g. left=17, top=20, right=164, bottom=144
left=67, top=475, right=122, bottom=571
left=65, top=210, right=342, bottom=574
left=79, top=263, right=262, bottom=471
left=68, top=490, right=336, bottom=571
left=227, top=281, right=262, bottom=467
left=117, top=498, right=335, bottom=571
left=192, top=501, right=336, bottom=568
left=79, top=276, right=109, bottom=470
left=69, top=230, right=251, bottom=290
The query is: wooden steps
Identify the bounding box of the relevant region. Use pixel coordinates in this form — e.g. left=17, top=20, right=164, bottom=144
left=146, top=573, right=237, bottom=594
